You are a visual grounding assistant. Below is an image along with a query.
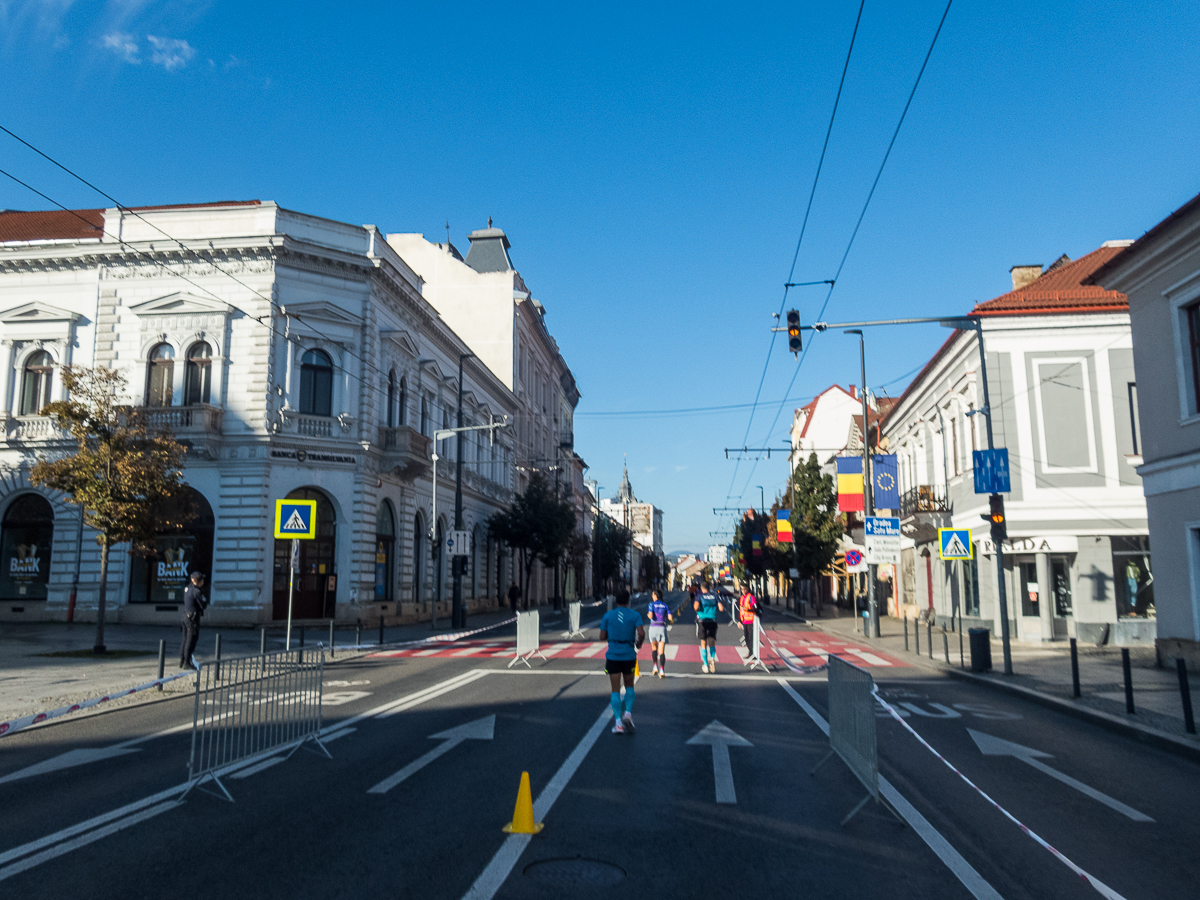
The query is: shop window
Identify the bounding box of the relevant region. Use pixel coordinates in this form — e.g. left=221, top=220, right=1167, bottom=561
left=1051, top=556, right=1073, bottom=616
left=299, top=349, right=333, bottom=416
left=145, top=343, right=175, bottom=407
left=962, top=555, right=980, bottom=617
left=184, top=342, right=212, bottom=406
left=1019, top=561, right=1040, bottom=617
left=1112, top=536, right=1154, bottom=619
left=129, top=488, right=213, bottom=604
left=271, top=488, right=336, bottom=619
left=375, top=500, right=395, bottom=602
left=19, top=351, right=54, bottom=416
left=0, top=494, right=54, bottom=600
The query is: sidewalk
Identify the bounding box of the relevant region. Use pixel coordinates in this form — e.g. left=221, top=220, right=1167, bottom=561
left=806, top=609, right=1200, bottom=752
left=0, top=604, right=549, bottom=728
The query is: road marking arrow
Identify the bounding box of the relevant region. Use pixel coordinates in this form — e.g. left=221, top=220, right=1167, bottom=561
left=687, top=720, right=752, bottom=804
left=367, top=714, right=495, bottom=794
left=967, top=729, right=1154, bottom=822
left=0, top=746, right=141, bottom=785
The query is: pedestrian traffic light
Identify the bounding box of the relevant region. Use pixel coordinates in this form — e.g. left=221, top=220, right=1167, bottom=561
left=786, top=309, right=802, bottom=355
left=987, top=493, right=1006, bottom=542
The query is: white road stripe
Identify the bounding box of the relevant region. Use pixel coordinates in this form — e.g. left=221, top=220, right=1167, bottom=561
left=665, top=645, right=680, bottom=660
left=575, top=643, right=604, bottom=658
left=322, top=727, right=356, bottom=743
left=374, top=671, right=489, bottom=719
left=229, top=757, right=286, bottom=780
left=775, top=679, right=1004, bottom=900
left=845, top=648, right=892, bottom=667
left=461, top=706, right=612, bottom=900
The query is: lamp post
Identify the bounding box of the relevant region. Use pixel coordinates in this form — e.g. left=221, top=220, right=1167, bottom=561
left=452, top=352, right=474, bottom=629
left=846, top=330, right=879, bottom=638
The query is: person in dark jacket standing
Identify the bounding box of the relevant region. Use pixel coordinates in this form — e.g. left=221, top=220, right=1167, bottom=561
left=180, top=571, right=208, bottom=670
left=507, top=581, right=521, bottom=614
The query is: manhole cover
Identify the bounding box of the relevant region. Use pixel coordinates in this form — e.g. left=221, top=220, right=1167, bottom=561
left=523, top=857, right=627, bottom=888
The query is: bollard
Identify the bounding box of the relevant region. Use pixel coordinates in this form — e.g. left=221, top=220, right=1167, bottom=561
left=1177, top=658, right=1196, bottom=735
left=356, top=621, right=362, bottom=647
left=904, top=617, right=909, bottom=652
left=156, top=639, right=165, bottom=690
left=329, top=619, right=335, bottom=658
left=1121, top=648, right=1134, bottom=714
left=260, top=627, right=266, bottom=655
left=214, top=633, right=222, bottom=681
left=958, top=624, right=964, bottom=668
left=379, top=615, right=385, bottom=645
left=1070, top=638, right=1081, bottom=698
left=914, top=620, right=920, bottom=656
left=300, top=625, right=305, bottom=648
left=928, top=620, right=934, bottom=660
left=943, top=630, right=950, bottom=664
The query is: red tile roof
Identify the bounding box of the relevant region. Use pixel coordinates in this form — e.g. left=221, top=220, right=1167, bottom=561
left=971, top=245, right=1128, bottom=316
left=0, top=208, right=105, bottom=243
left=0, top=201, right=262, bottom=244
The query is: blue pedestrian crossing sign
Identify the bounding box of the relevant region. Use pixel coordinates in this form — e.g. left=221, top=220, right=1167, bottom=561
left=274, top=499, right=318, bottom=539
left=938, top=528, right=974, bottom=560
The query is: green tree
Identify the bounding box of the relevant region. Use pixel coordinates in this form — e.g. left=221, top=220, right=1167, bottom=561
left=786, top=453, right=843, bottom=580
left=487, top=474, right=575, bottom=607
left=592, top=513, right=632, bottom=592
left=30, top=366, right=193, bottom=653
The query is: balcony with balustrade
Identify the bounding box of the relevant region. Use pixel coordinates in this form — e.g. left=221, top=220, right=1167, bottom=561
left=141, top=404, right=225, bottom=458
left=899, top=485, right=952, bottom=543
left=379, top=425, right=432, bottom=481
left=3, top=415, right=67, bottom=444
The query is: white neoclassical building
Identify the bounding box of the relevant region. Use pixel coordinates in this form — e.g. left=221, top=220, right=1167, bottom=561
left=0, top=201, right=520, bottom=626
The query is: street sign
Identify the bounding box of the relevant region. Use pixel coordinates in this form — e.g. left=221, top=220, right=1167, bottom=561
left=274, top=499, right=317, bottom=539
left=939, top=528, right=974, bottom=560
left=844, top=548, right=867, bottom=573
left=447, top=529, right=471, bottom=557
left=973, top=449, right=1011, bottom=494
left=864, top=516, right=901, bottom=565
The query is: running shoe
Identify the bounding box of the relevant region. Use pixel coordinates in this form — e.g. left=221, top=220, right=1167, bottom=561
left=709, top=660, right=717, bottom=674
left=657, top=669, right=665, bottom=679
left=622, top=712, right=636, bottom=734
left=611, top=720, right=626, bottom=734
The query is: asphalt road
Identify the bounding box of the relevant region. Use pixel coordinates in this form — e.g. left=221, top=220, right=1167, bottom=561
left=1, top=595, right=1195, bottom=899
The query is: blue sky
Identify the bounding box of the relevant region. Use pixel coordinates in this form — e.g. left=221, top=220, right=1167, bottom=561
left=2, top=1, right=1198, bottom=552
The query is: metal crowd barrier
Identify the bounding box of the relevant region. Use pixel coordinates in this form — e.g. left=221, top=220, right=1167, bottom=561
left=744, top=617, right=768, bottom=672
left=509, top=610, right=546, bottom=668
left=811, top=655, right=901, bottom=825
left=563, top=601, right=585, bottom=639
left=182, top=646, right=331, bottom=802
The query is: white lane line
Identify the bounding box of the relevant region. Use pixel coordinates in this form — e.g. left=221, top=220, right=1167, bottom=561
left=0, top=800, right=176, bottom=882
left=775, top=678, right=1004, bottom=900
left=229, top=757, right=286, bottom=780
left=322, top=727, right=356, bottom=743
left=374, top=671, right=490, bottom=719
left=462, top=706, right=612, bottom=900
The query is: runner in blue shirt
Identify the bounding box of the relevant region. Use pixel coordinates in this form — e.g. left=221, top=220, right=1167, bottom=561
left=599, top=589, right=645, bottom=734
left=693, top=581, right=725, bottom=674
left=646, top=590, right=673, bottom=678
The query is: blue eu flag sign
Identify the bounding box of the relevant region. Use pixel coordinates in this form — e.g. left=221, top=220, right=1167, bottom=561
left=871, top=454, right=900, bottom=510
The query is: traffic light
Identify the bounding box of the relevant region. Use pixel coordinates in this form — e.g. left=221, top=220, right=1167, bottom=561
left=786, top=309, right=802, bottom=354
left=987, top=493, right=1006, bottom=542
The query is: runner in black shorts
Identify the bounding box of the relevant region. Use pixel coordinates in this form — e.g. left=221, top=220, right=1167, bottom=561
left=693, top=581, right=724, bottom=673
left=599, top=589, right=645, bottom=733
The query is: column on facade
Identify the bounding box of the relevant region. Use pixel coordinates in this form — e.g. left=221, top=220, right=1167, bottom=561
left=0, top=340, right=13, bottom=417
left=1036, top=551, right=1053, bottom=641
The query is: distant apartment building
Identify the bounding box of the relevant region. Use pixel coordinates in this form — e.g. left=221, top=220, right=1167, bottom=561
left=707, top=544, right=730, bottom=565
left=1090, top=192, right=1200, bottom=667
left=882, top=244, right=1150, bottom=646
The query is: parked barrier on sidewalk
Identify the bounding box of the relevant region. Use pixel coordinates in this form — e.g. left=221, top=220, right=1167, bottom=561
left=563, top=601, right=584, bottom=639
left=811, top=655, right=901, bottom=825
left=743, top=617, right=769, bottom=672
left=181, top=647, right=331, bottom=802
left=509, top=610, right=546, bottom=668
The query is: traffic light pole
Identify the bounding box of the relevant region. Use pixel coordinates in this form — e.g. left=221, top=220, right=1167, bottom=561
left=847, top=330, right=879, bottom=638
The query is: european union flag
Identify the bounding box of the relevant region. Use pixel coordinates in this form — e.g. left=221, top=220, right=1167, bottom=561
left=871, top=454, right=900, bottom=510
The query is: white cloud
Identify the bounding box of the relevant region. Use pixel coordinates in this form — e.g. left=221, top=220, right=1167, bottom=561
left=102, top=31, right=139, bottom=63
left=146, top=34, right=195, bottom=71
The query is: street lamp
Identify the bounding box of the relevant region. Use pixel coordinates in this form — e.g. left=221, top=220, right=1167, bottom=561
left=846, top=329, right=879, bottom=638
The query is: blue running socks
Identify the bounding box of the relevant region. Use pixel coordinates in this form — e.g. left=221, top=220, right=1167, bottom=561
left=700, top=647, right=709, bottom=666
left=610, top=691, right=622, bottom=721
left=623, top=687, right=635, bottom=714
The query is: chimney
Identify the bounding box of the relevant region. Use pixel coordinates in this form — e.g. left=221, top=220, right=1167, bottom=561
left=1009, top=264, right=1042, bottom=291
left=849, top=385, right=856, bottom=399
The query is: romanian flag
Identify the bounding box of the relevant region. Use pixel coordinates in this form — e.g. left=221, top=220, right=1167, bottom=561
left=776, top=509, right=793, bottom=543
left=836, top=456, right=864, bottom=512
left=751, top=535, right=763, bottom=556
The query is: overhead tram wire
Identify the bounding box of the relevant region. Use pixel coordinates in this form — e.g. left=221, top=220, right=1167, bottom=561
left=731, top=0, right=955, bottom=506
left=724, top=0, right=867, bottom=503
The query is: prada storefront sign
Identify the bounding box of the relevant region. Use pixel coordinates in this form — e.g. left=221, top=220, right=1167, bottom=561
left=978, top=535, right=1079, bottom=556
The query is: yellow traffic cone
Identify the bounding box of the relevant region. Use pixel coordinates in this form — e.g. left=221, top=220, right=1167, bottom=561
left=502, top=771, right=544, bottom=834
left=634, top=660, right=640, bottom=678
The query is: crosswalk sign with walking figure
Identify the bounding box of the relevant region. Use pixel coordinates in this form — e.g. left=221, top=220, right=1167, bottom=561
left=938, top=528, right=973, bottom=560
left=274, top=499, right=318, bottom=539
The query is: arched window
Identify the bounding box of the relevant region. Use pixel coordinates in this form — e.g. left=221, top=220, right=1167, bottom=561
left=272, top=488, right=337, bottom=619
left=398, top=377, right=408, bottom=426
left=386, top=370, right=397, bottom=428
left=184, top=342, right=212, bottom=406
left=129, top=488, right=214, bottom=604
left=19, top=351, right=53, bottom=416
left=413, top=512, right=425, bottom=602
left=299, top=349, right=333, bottom=416
left=375, top=500, right=395, bottom=602
left=0, top=494, right=54, bottom=600
left=420, top=397, right=429, bottom=436
left=145, top=343, right=175, bottom=407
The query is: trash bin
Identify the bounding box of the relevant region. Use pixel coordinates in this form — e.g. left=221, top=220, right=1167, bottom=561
left=968, top=628, right=992, bottom=672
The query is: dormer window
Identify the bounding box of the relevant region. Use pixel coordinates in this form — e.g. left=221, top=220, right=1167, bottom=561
left=184, top=342, right=212, bottom=406
left=145, top=344, right=175, bottom=408
left=300, top=349, right=333, bottom=416
left=19, top=351, right=53, bottom=416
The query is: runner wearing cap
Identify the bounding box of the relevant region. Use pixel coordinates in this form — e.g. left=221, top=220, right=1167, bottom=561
left=646, top=589, right=673, bottom=678
left=693, top=581, right=724, bottom=674
left=599, top=589, right=645, bottom=734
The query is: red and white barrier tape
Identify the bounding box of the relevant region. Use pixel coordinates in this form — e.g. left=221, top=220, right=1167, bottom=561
left=0, top=669, right=195, bottom=739
left=873, top=688, right=1129, bottom=900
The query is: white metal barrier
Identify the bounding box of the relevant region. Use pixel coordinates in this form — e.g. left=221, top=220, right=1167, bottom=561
left=509, top=610, right=546, bottom=668
left=743, top=617, right=769, bottom=672
left=811, top=655, right=901, bottom=825
left=563, top=601, right=584, bottom=639
left=182, top=647, right=331, bottom=802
